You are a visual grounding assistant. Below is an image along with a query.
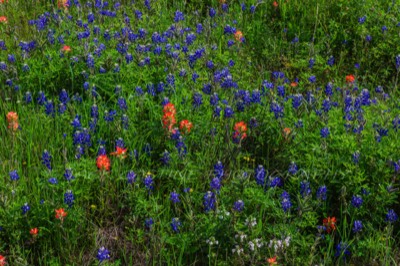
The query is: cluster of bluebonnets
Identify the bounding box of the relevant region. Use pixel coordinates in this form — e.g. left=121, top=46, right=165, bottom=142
left=0, top=0, right=400, bottom=264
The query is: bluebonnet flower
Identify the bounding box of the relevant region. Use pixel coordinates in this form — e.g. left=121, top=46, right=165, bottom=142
left=295, top=119, right=304, bottom=128
left=365, top=35, right=372, bottom=42
left=281, top=191, right=292, bottom=213
left=316, top=185, right=327, bottom=201
left=227, top=40, right=234, bottom=47
left=213, top=106, right=222, bottom=118
left=250, top=5, right=256, bottom=13
left=175, top=136, right=187, bottom=157
left=395, top=55, right=400, bottom=70
left=174, top=10, right=184, bottom=22
left=98, top=145, right=106, bottom=156
left=352, top=151, right=360, bottom=164
left=145, top=218, right=154, bottom=230
left=353, top=220, right=363, bottom=233
left=270, top=101, right=284, bottom=119
left=42, top=150, right=52, bottom=170
left=97, top=247, right=110, bottom=263
left=10, top=170, right=19, bottom=181
left=277, top=85, right=285, bottom=97
left=335, top=242, right=351, bottom=257
left=86, top=54, right=94, bottom=68
left=8, top=54, right=15, bottom=63
left=104, top=110, right=117, bottom=122
left=171, top=218, right=182, bottom=233
left=64, top=168, right=75, bottom=182
left=308, top=75, right=316, bottom=83
left=386, top=209, right=398, bottom=223
left=214, top=161, right=224, bottom=179
left=300, top=181, right=312, bottom=198
left=170, top=191, right=180, bottom=203
left=288, top=162, right=298, bottom=175
left=192, top=72, right=199, bottom=83
left=64, top=190, right=74, bottom=208
left=126, top=171, right=136, bottom=184
left=210, top=177, right=221, bottom=191
left=255, top=165, right=266, bottom=186
left=249, top=117, right=258, bottom=128
left=48, top=177, right=58, bottom=185
left=21, top=203, right=30, bottom=215
left=233, top=200, right=244, bottom=212
left=224, top=106, right=234, bottom=118
left=381, top=25, right=387, bottom=33
left=320, top=127, right=330, bottom=138
left=71, top=115, right=82, bottom=130
left=45, top=100, right=55, bottom=117
left=203, top=191, right=216, bottom=212
left=270, top=177, right=283, bottom=188
left=209, top=7, right=216, bottom=18
left=144, top=174, right=154, bottom=191
left=0, top=61, right=7, bottom=71
left=358, top=16, right=366, bottom=24
left=309, top=58, right=315, bottom=68
left=206, top=60, right=214, bottom=69
left=118, top=97, right=127, bottom=111
left=351, top=195, right=363, bottom=208
left=292, top=94, right=303, bottom=109
left=327, top=56, right=335, bottom=66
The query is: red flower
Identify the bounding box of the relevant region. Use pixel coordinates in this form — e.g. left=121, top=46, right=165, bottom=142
left=323, top=216, right=337, bottom=233
left=162, top=112, right=176, bottom=132
left=163, top=103, right=176, bottom=115
left=58, top=0, right=69, bottom=9
left=273, top=1, right=279, bottom=8
left=62, top=45, right=71, bottom=53
left=0, top=255, right=5, bottom=266
left=267, top=256, right=277, bottom=265
left=179, top=120, right=193, bottom=134
left=55, top=208, right=67, bottom=222
left=30, top=227, right=39, bottom=237
left=234, top=121, right=247, bottom=134
left=234, top=30, right=244, bottom=42
left=290, top=82, right=298, bottom=87
left=0, top=16, right=7, bottom=23
left=282, top=127, right=291, bottom=139
left=110, top=146, right=127, bottom=158
left=96, top=155, right=111, bottom=171
left=6, top=111, right=19, bottom=131
left=345, top=74, right=355, bottom=83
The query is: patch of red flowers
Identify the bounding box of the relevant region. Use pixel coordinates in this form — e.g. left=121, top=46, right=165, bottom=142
left=179, top=119, right=193, bottom=134
left=267, top=256, right=277, bottom=265
left=111, top=146, right=127, bottom=159
left=233, top=121, right=247, bottom=142
left=162, top=103, right=177, bottom=133
left=0, top=255, right=5, bottom=266
left=55, top=208, right=67, bottom=222
left=323, top=216, right=337, bottom=233
left=96, top=154, right=111, bottom=171
left=62, top=45, right=71, bottom=53
left=30, top=228, right=39, bottom=237
left=345, top=74, right=355, bottom=83
left=6, top=111, right=19, bottom=131
left=234, top=30, right=244, bottom=42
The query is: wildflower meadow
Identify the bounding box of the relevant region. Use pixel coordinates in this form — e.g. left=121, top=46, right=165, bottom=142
left=0, top=0, right=400, bottom=265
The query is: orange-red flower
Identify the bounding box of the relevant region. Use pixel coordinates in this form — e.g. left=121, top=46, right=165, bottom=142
left=162, top=112, right=176, bottom=132
left=0, top=16, right=7, bottom=23
left=55, top=208, right=67, bottom=222
left=6, top=111, right=19, bottom=131
left=30, top=228, right=39, bottom=237
left=0, top=255, right=5, bottom=266
left=273, top=1, right=279, bottom=8
left=58, top=0, right=69, bottom=9
left=234, top=30, right=244, bottom=42
left=290, top=82, right=298, bottom=87
left=282, top=127, right=291, bottom=139
left=323, top=216, right=337, bottom=233
left=345, top=74, right=355, bottom=83
left=62, top=45, right=71, bottom=53
left=110, top=146, right=127, bottom=159
left=267, top=256, right=277, bottom=265
left=179, top=120, right=193, bottom=134
left=0, top=0, right=9, bottom=4
left=163, top=103, right=176, bottom=115
left=96, top=155, right=111, bottom=171
left=234, top=121, right=247, bottom=134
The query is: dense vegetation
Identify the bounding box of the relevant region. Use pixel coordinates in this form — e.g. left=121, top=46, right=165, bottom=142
left=0, top=0, right=399, bottom=265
